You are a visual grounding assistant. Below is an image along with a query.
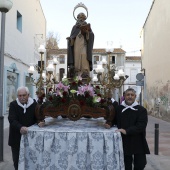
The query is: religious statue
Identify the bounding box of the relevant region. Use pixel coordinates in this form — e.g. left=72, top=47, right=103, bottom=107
left=67, top=2, right=94, bottom=78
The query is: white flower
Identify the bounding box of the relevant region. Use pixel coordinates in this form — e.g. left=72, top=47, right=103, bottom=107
left=93, top=96, right=101, bottom=103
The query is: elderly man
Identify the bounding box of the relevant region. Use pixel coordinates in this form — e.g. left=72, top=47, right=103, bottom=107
left=8, top=86, right=44, bottom=170
left=116, top=88, right=150, bottom=170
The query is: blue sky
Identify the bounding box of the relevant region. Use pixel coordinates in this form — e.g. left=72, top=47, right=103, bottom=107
left=40, top=0, right=152, bottom=56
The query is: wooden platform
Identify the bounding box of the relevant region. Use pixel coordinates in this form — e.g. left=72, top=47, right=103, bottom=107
left=35, top=99, right=115, bottom=126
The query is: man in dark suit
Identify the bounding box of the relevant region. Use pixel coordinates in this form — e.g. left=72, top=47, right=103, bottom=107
left=116, top=88, right=150, bottom=170
left=8, top=86, right=45, bottom=170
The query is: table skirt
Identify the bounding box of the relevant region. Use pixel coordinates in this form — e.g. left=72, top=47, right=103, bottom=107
left=18, top=117, right=124, bottom=170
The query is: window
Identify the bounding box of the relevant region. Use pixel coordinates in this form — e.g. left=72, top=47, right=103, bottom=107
left=130, top=69, right=137, bottom=83
left=38, top=61, right=44, bottom=73
left=110, top=56, right=115, bottom=64
left=17, top=11, right=22, bottom=32
left=94, top=56, right=99, bottom=64
left=59, top=68, right=65, bottom=81
left=59, top=55, right=65, bottom=64
left=25, top=76, right=33, bottom=98
left=6, top=71, right=18, bottom=113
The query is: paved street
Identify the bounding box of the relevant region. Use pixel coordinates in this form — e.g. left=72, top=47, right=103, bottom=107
left=0, top=114, right=170, bottom=170
left=0, top=128, right=14, bottom=170
left=145, top=115, right=170, bottom=170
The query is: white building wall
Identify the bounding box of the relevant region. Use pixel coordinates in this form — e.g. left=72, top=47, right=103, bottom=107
left=124, top=61, right=141, bottom=102
left=5, top=0, right=46, bottom=64
left=1, top=0, right=46, bottom=114
left=142, top=0, right=170, bottom=120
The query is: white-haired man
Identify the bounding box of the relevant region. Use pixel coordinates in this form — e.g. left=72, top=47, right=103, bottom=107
left=8, top=86, right=44, bottom=170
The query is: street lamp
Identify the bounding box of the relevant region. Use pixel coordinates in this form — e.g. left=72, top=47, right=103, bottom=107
left=0, top=0, right=13, bottom=162
left=28, top=44, right=59, bottom=94
left=93, top=41, right=128, bottom=98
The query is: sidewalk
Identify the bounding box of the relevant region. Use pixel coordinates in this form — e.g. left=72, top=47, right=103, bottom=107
left=3, top=114, right=9, bottom=129
left=145, top=115, right=170, bottom=170
left=0, top=114, right=170, bottom=170
left=0, top=114, right=14, bottom=170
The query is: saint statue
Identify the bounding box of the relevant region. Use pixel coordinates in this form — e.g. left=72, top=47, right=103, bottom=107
left=67, top=3, right=94, bottom=78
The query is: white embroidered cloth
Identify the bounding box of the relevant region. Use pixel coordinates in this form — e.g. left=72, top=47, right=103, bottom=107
left=121, top=101, right=138, bottom=112
left=16, top=97, right=34, bottom=113
left=111, top=98, right=115, bottom=103
left=18, top=117, right=125, bottom=170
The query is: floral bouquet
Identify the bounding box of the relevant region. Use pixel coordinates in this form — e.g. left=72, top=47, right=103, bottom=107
left=43, top=76, right=107, bottom=108
left=35, top=76, right=115, bottom=125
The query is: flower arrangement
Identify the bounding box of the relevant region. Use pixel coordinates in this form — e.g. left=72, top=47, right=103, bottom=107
left=35, top=76, right=115, bottom=124
left=42, top=76, right=107, bottom=108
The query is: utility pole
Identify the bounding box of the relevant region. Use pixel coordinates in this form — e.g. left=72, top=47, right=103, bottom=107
left=0, top=0, right=13, bottom=162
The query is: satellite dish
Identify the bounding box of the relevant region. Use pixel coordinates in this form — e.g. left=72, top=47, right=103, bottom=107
left=136, top=73, right=144, bottom=81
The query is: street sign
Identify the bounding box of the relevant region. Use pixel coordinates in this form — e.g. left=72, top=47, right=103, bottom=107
left=136, top=80, right=144, bottom=86
left=136, top=73, right=144, bottom=81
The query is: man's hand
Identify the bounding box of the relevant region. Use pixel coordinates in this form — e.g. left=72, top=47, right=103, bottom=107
left=116, top=128, right=127, bottom=135
left=104, top=123, right=111, bottom=129
left=38, top=121, right=45, bottom=127
left=20, top=126, right=28, bottom=135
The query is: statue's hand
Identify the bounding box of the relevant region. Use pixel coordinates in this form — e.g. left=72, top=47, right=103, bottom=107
left=66, top=37, right=71, bottom=41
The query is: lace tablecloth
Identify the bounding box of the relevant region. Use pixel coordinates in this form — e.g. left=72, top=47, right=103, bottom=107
left=18, top=117, right=124, bottom=170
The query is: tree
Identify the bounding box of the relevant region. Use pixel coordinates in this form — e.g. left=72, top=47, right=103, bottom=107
left=46, top=32, right=60, bottom=59
left=46, top=32, right=60, bottom=50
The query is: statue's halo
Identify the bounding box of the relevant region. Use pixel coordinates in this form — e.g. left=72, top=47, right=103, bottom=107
left=73, top=2, right=88, bottom=20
